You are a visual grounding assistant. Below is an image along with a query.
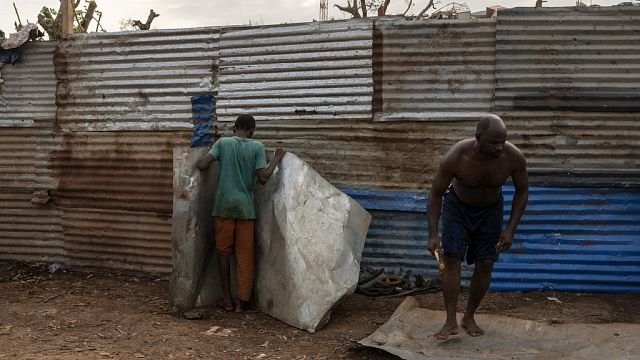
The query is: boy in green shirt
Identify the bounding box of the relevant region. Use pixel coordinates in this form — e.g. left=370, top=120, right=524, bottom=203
left=197, top=114, right=285, bottom=312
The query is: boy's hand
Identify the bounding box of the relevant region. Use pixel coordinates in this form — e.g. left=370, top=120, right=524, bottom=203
left=274, top=148, right=286, bottom=162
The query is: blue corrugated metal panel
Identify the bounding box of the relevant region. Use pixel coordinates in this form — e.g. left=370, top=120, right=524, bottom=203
left=344, top=186, right=640, bottom=294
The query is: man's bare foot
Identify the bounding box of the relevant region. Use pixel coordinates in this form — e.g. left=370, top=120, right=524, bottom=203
left=433, top=322, right=459, bottom=340
left=461, top=317, right=484, bottom=337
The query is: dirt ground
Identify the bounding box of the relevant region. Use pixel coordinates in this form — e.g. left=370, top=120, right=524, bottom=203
left=1, top=262, right=639, bottom=360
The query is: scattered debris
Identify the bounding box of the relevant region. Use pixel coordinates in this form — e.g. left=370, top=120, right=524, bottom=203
left=357, top=267, right=442, bottom=298
left=1, top=23, right=39, bottom=50
left=203, top=326, right=237, bottom=337
left=545, top=296, right=563, bottom=303
left=183, top=309, right=210, bottom=320
left=49, top=263, right=64, bottom=274
left=44, top=293, right=64, bottom=303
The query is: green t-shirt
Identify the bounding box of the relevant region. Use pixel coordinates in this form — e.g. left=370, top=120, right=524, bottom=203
left=209, top=136, right=267, bottom=220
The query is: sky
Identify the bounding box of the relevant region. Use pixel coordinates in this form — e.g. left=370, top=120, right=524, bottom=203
left=0, top=0, right=624, bottom=36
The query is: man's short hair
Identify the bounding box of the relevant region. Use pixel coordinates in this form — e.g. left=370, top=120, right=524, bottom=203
left=235, top=114, right=256, bottom=131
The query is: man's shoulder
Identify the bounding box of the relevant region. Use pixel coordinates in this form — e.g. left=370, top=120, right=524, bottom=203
left=505, top=141, right=525, bottom=159
left=448, top=138, right=474, bottom=158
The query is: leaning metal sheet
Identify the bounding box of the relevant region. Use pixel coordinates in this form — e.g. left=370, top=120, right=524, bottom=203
left=254, top=153, right=371, bottom=332
left=360, top=297, right=639, bottom=359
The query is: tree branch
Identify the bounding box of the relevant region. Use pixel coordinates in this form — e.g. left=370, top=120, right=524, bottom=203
left=37, top=13, right=55, bottom=39
left=132, top=9, right=160, bottom=30
left=403, top=0, right=414, bottom=15
left=416, top=0, right=435, bottom=18
left=360, top=0, right=368, bottom=17
left=13, top=2, right=23, bottom=29
left=335, top=1, right=361, bottom=18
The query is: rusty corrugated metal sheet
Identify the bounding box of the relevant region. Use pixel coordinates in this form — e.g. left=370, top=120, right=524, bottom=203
left=256, top=120, right=474, bottom=191
left=55, top=28, right=220, bottom=131
left=216, top=20, right=373, bottom=123
left=249, top=19, right=495, bottom=191
left=0, top=41, right=63, bottom=263
left=495, top=7, right=640, bottom=175
left=50, top=131, right=188, bottom=213
left=50, top=131, right=189, bottom=272
left=373, top=18, right=496, bottom=122
left=62, top=208, right=172, bottom=273
left=0, top=192, right=63, bottom=262
left=47, top=28, right=220, bottom=273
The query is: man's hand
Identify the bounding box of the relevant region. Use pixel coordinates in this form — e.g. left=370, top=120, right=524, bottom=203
left=427, top=235, right=440, bottom=256
left=495, top=229, right=514, bottom=253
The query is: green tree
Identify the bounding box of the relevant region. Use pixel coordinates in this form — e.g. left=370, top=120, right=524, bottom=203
left=37, top=0, right=105, bottom=40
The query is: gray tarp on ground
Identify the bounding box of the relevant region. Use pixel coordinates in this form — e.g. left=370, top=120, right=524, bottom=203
left=360, top=297, right=639, bottom=359
left=170, top=148, right=371, bottom=332
left=254, top=153, right=371, bottom=332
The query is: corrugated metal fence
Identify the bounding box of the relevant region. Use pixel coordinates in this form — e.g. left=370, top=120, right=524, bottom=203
left=373, top=18, right=496, bottom=122
left=52, top=28, right=220, bottom=272
left=347, top=186, right=640, bottom=293
left=495, top=7, right=640, bottom=174
left=0, top=42, right=63, bottom=263
left=1, top=10, right=639, bottom=292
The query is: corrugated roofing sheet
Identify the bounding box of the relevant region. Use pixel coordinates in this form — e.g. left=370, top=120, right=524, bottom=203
left=374, top=18, right=496, bottom=122
left=216, top=20, right=373, bottom=124
left=495, top=7, right=640, bottom=176
left=347, top=186, right=640, bottom=293
left=55, top=28, right=220, bottom=131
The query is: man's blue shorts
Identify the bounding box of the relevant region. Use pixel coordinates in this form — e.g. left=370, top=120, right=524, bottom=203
left=441, top=187, right=504, bottom=265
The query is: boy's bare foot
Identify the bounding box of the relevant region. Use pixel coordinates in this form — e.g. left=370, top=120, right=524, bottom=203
left=461, top=317, right=484, bottom=337
left=433, top=322, right=459, bottom=340
left=234, top=300, right=249, bottom=313
left=217, top=300, right=234, bottom=312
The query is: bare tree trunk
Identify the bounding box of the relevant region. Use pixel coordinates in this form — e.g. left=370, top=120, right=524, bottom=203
left=79, top=1, right=97, bottom=32
left=133, top=9, right=160, bottom=30
left=378, top=0, right=392, bottom=15
left=360, top=0, right=367, bottom=17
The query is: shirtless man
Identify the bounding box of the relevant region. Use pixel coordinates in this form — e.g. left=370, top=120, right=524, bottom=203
left=427, top=114, right=528, bottom=340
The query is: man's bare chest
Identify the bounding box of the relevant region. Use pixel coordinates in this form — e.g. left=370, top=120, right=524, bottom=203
left=454, top=160, right=511, bottom=188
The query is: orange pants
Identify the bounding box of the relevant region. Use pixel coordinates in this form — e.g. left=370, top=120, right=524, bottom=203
left=214, top=217, right=255, bottom=302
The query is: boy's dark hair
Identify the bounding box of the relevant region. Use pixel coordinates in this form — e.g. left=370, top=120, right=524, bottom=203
left=235, top=114, right=256, bottom=131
